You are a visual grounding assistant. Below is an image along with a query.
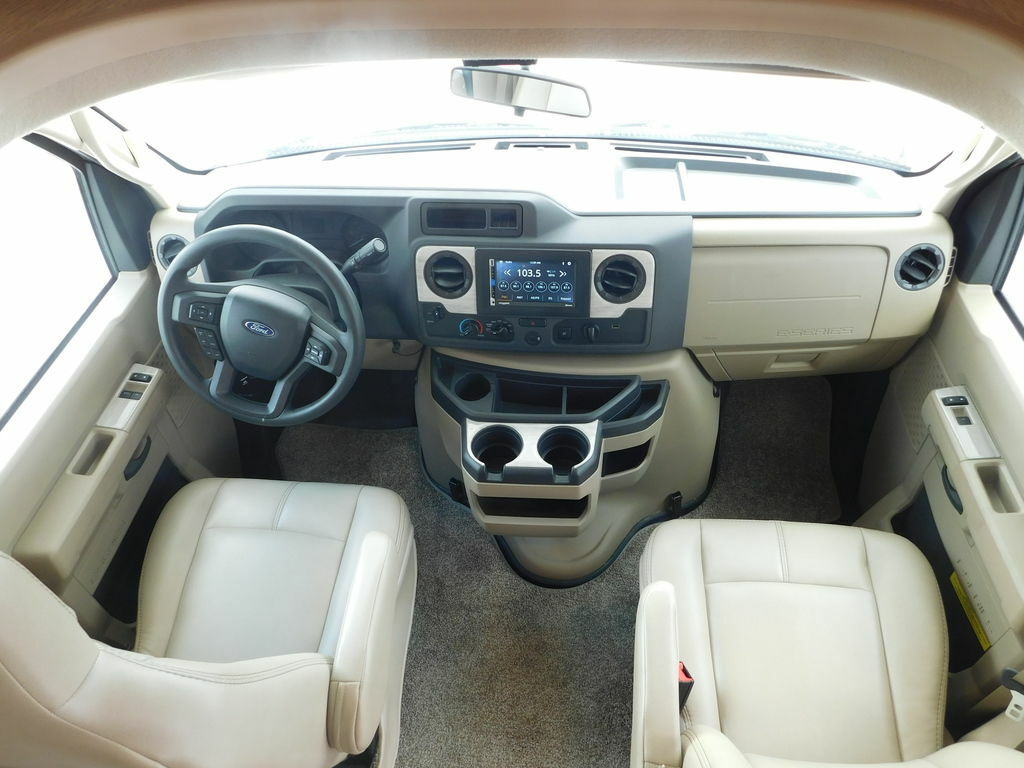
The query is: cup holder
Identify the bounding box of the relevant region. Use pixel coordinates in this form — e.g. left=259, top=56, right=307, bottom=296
left=454, top=373, right=492, bottom=402
left=471, top=426, right=523, bottom=474
left=538, top=427, right=590, bottom=475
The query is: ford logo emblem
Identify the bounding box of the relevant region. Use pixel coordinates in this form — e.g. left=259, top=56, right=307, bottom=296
left=243, top=320, right=276, bottom=337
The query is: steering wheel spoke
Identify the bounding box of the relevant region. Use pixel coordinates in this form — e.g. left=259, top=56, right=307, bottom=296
left=169, top=286, right=231, bottom=328
left=307, top=318, right=352, bottom=376
left=207, top=357, right=314, bottom=423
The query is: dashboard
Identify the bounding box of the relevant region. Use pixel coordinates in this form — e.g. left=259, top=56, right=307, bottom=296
left=150, top=141, right=954, bottom=376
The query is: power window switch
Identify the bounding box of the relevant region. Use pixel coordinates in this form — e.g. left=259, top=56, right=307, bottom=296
left=942, top=395, right=969, bottom=406
left=119, top=390, right=142, bottom=400
left=956, top=415, right=973, bottom=426
left=129, top=372, right=153, bottom=383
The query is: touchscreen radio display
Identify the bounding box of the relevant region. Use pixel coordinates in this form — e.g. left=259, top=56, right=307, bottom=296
left=489, top=257, right=578, bottom=309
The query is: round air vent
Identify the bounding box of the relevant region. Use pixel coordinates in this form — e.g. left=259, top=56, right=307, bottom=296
left=895, top=244, right=945, bottom=291
left=156, top=234, right=188, bottom=268
left=595, top=254, right=646, bottom=303
left=424, top=250, right=472, bottom=298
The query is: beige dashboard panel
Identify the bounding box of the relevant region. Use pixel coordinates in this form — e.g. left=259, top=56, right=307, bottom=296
left=685, top=215, right=954, bottom=379
left=685, top=245, right=887, bottom=346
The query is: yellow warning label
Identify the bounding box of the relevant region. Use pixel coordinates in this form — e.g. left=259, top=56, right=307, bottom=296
left=951, top=571, right=992, bottom=651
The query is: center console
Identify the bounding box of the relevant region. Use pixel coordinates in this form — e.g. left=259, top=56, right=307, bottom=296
left=430, top=353, right=669, bottom=536
left=416, top=348, right=720, bottom=583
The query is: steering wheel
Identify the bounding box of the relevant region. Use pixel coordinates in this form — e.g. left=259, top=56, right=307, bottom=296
left=157, top=224, right=365, bottom=426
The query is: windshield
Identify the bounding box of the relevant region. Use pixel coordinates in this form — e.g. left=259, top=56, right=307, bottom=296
left=98, top=59, right=981, bottom=173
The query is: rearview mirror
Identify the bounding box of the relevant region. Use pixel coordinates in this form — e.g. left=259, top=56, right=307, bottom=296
left=450, top=67, right=591, bottom=118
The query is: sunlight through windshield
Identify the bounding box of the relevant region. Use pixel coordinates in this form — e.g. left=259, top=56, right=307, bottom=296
left=99, top=59, right=982, bottom=173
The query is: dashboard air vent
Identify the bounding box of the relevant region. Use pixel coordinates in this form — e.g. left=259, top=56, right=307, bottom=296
left=155, top=234, right=188, bottom=268
left=424, top=250, right=472, bottom=298
left=595, top=254, right=646, bottom=303
left=495, top=141, right=588, bottom=150
left=895, top=244, right=945, bottom=291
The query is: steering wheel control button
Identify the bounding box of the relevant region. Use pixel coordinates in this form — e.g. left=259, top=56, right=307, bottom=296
left=193, top=327, right=224, bottom=360
left=525, top=331, right=542, bottom=346
left=128, top=372, right=153, bottom=383
left=304, top=338, right=330, bottom=366
left=188, top=302, right=217, bottom=323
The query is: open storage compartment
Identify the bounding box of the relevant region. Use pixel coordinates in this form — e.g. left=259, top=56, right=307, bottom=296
left=475, top=495, right=589, bottom=519
left=432, top=353, right=668, bottom=434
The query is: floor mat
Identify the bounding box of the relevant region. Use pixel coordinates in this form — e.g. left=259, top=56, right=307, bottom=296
left=275, top=376, right=839, bottom=768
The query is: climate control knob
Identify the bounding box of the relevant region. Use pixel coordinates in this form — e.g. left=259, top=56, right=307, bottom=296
left=458, top=318, right=485, bottom=337
left=582, top=322, right=600, bottom=344
left=487, top=320, right=514, bottom=340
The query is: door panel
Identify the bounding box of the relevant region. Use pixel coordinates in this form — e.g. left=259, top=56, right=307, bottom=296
left=858, top=279, right=1024, bottom=731
left=0, top=267, right=238, bottom=636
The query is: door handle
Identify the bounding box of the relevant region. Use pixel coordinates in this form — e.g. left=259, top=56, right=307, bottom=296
left=123, top=435, right=151, bottom=481
left=942, top=464, right=964, bottom=514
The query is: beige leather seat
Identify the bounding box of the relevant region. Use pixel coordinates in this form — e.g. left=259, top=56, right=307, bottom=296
left=632, top=519, right=1024, bottom=768
left=0, top=478, right=416, bottom=768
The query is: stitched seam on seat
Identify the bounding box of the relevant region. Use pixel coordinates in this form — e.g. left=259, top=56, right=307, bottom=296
left=272, top=481, right=299, bottom=530
left=162, top=479, right=228, bottom=657
left=317, top=486, right=365, bottom=650
left=201, top=525, right=348, bottom=543
left=703, top=579, right=871, bottom=592
left=55, top=643, right=101, bottom=710
left=0, top=656, right=167, bottom=767
left=775, top=522, right=790, bottom=583
left=697, top=520, right=722, bottom=731
left=861, top=528, right=904, bottom=762
left=101, top=647, right=330, bottom=684
left=682, top=729, right=711, bottom=768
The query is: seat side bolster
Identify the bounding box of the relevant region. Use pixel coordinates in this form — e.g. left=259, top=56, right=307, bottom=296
left=327, top=530, right=396, bottom=755
left=632, top=581, right=684, bottom=768
left=682, top=726, right=754, bottom=768
left=0, top=552, right=98, bottom=709
left=58, top=648, right=340, bottom=768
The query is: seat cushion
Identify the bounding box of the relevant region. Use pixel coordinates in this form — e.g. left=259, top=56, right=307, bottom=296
left=641, top=519, right=948, bottom=764
left=680, top=725, right=1024, bottom=768
left=136, top=478, right=412, bottom=663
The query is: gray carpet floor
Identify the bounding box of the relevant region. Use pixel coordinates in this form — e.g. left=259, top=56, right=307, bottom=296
left=275, top=377, right=840, bottom=768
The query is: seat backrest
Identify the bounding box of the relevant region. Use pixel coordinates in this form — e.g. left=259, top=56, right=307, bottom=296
left=0, top=551, right=155, bottom=767
left=0, top=551, right=342, bottom=768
